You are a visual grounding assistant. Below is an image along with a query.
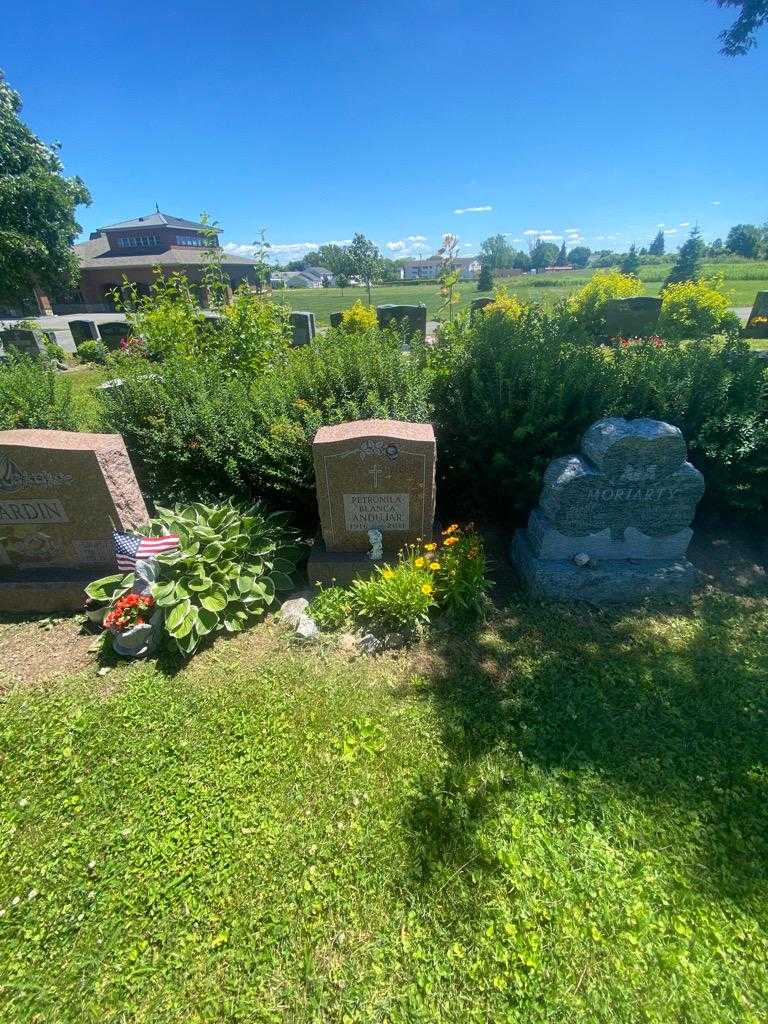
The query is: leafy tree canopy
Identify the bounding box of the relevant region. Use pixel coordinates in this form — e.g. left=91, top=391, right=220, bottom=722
left=530, top=240, right=560, bottom=270
left=0, top=70, right=90, bottom=307
left=726, top=223, right=764, bottom=259
left=716, top=0, right=768, bottom=54
left=567, top=246, right=591, bottom=268
left=346, top=233, right=383, bottom=305
left=620, top=244, right=640, bottom=276
left=480, top=233, right=516, bottom=270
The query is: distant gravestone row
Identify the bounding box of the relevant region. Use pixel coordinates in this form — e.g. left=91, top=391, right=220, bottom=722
left=0, top=328, right=48, bottom=359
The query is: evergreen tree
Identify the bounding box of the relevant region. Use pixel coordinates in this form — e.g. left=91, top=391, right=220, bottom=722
left=554, top=241, right=568, bottom=266
left=477, top=262, right=493, bottom=291
left=620, top=244, right=640, bottom=276
left=664, top=226, right=706, bottom=287
left=648, top=229, right=665, bottom=256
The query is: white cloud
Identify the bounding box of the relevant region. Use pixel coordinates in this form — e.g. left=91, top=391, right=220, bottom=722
left=565, top=227, right=581, bottom=234
left=523, top=228, right=540, bottom=236
left=663, top=228, right=678, bottom=235
left=679, top=221, right=690, bottom=227
left=406, top=234, right=427, bottom=242
left=386, top=240, right=406, bottom=251
left=454, top=205, right=493, bottom=215
left=511, top=237, right=522, bottom=244
left=712, top=200, right=721, bottom=206
left=540, top=233, right=563, bottom=242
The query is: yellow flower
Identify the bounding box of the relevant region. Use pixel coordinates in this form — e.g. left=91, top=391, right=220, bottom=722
left=421, top=583, right=433, bottom=595
left=442, top=523, right=459, bottom=535
left=382, top=568, right=394, bottom=580
left=444, top=536, right=459, bottom=546
left=429, top=561, right=441, bottom=571
left=424, top=543, right=437, bottom=552
left=414, top=556, right=425, bottom=568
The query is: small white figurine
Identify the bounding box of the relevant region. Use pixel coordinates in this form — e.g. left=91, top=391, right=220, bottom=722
left=368, top=528, right=383, bottom=561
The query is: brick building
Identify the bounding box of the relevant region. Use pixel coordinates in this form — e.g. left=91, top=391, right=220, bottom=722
left=45, top=211, right=261, bottom=314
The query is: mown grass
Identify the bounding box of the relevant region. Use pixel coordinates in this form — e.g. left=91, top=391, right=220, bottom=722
left=274, top=261, right=768, bottom=324
left=1, top=587, right=767, bottom=1023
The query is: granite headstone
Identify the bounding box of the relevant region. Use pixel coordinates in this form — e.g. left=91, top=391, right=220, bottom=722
left=376, top=304, right=427, bottom=340
left=603, top=297, right=662, bottom=339
left=307, top=419, right=436, bottom=585
left=0, top=329, right=46, bottom=359
left=512, top=417, right=705, bottom=604
left=745, top=291, right=768, bottom=339
left=329, top=311, right=343, bottom=329
left=0, top=430, right=149, bottom=612
left=289, top=311, right=316, bottom=347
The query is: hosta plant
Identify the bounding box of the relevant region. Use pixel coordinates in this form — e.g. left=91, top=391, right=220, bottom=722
left=150, top=500, right=300, bottom=655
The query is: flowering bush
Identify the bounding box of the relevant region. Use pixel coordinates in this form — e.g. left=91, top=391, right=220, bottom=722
left=104, top=593, right=156, bottom=632
left=567, top=270, right=641, bottom=337
left=350, top=551, right=435, bottom=634
left=119, top=335, right=148, bottom=357
left=482, top=288, right=525, bottom=322
left=425, top=524, right=489, bottom=620
left=341, top=300, right=378, bottom=333
left=658, top=279, right=741, bottom=340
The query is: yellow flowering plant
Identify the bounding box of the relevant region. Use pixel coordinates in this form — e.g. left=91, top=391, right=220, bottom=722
left=350, top=550, right=435, bottom=634
left=426, top=524, right=490, bottom=620
left=341, top=300, right=378, bottom=334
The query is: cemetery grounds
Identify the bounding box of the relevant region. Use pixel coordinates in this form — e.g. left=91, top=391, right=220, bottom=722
left=1, top=523, right=767, bottom=1022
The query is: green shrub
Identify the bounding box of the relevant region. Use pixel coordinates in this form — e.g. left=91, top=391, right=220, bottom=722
left=658, top=279, right=741, bottom=340
left=429, top=310, right=768, bottom=523
left=150, top=500, right=300, bottom=655
left=0, top=352, right=77, bottom=430
left=567, top=269, right=641, bottom=337
left=77, top=339, right=108, bottom=364
left=308, top=585, right=354, bottom=631
left=350, top=555, right=435, bottom=635
left=43, top=338, right=66, bottom=363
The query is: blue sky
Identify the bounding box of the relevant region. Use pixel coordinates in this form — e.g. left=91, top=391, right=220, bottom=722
left=5, top=0, right=767, bottom=261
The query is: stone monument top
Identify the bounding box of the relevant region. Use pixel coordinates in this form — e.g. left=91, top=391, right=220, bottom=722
left=512, top=417, right=705, bottom=604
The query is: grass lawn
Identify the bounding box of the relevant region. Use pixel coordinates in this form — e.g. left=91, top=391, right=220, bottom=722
left=2, top=560, right=767, bottom=1022
left=273, top=261, right=768, bottom=324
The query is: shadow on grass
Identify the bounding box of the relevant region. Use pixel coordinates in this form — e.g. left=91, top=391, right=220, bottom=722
left=406, top=585, right=768, bottom=904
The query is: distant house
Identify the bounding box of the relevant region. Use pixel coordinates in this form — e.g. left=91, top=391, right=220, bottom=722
left=400, top=257, right=481, bottom=282
left=270, top=266, right=335, bottom=289
left=42, top=211, right=263, bottom=314
left=542, top=264, right=574, bottom=273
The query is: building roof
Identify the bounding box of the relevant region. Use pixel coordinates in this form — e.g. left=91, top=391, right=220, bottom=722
left=74, top=234, right=258, bottom=269
left=99, top=211, right=211, bottom=232
left=404, top=256, right=478, bottom=268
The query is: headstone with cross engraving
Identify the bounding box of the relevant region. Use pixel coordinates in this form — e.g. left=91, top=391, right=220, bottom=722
left=512, top=417, right=705, bottom=604
left=307, top=419, right=436, bottom=584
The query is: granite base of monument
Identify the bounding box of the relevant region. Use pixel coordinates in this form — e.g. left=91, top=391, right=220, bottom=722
left=512, top=530, right=698, bottom=606
left=0, top=566, right=115, bottom=614
left=306, top=540, right=379, bottom=587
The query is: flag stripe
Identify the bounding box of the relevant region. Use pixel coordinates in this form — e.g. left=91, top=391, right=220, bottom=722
left=113, top=529, right=179, bottom=570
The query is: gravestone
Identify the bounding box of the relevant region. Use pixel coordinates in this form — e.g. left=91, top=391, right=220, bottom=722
left=307, top=419, right=436, bottom=585
left=745, top=291, right=768, bottom=339
left=289, top=311, right=316, bottom=347
left=98, top=321, right=129, bottom=351
left=470, top=297, right=494, bottom=318
left=603, top=296, right=662, bottom=338
left=69, top=320, right=101, bottom=346
left=0, top=328, right=46, bottom=359
left=376, top=304, right=427, bottom=340
left=512, top=417, right=705, bottom=605
left=329, top=311, right=343, bottom=329
left=0, top=430, right=149, bottom=612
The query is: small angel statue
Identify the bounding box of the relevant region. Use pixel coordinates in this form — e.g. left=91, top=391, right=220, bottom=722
left=367, top=528, right=383, bottom=561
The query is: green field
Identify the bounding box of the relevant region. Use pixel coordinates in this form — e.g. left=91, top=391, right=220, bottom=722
left=271, top=261, right=768, bottom=324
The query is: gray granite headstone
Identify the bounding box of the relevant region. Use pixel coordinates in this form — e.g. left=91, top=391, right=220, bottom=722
left=512, top=417, right=705, bottom=605
left=745, top=291, right=768, bottom=339
left=69, top=320, right=101, bottom=346
left=289, top=311, right=316, bottom=347
left=376, top=304, right=427, bottom=340
left=603, top=297, right=662, bottom=338
left=98, top=322, right=129, bottom=351
left=329, top=311, right=343, bottom=329
left=0, top=329, right=46, bottom=358
left=470, top=297, right=495, bottom=319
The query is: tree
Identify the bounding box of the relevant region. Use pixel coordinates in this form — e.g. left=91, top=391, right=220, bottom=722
left=512, top=250, right=531, bottom=271
left=648, top=229, right=665, bottom=256
left=726, top=223, right=763, bottom=258
left=664, top=226, right=706, bottom=287
left=554, top=241, right=569, bottom=267
left=529, top=240, right=559, bottom=270
left=715, top=1, right=768, bottom=55
left=346, top=233, right=382, bottom=306
left=311, top=243, right=353, bottom=277
left=0, top=70, right=91, bottom=309
left=620, top=244, right=640, bottom=276
left=567, top=245, right=591, bottom=268
left=477, top=262, right=493, bottom=291
left=336, top=273, right=350, bottom=296
left=479, top=233, right=515, bottom=271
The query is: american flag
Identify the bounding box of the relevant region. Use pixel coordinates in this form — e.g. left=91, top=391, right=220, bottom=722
left=113, top=530, right=180, bottom=571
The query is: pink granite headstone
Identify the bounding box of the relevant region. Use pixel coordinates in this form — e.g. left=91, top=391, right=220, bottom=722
left=0, top=430, right=149, bottom=612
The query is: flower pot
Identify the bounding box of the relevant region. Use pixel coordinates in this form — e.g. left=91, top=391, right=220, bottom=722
left=85, top=601, right=108, bottom=626
left=111, top=609, right=162, bottom=658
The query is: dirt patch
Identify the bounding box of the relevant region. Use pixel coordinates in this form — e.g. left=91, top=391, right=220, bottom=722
left=0, top=613, right=99, bottom=691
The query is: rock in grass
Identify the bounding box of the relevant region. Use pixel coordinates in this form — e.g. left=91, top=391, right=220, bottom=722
left=279, top=597, right=310, bottom=628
